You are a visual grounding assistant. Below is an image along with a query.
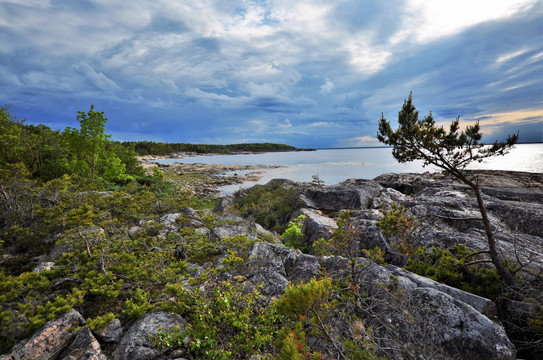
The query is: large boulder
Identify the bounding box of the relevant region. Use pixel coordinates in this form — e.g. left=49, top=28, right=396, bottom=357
left=112, top=311, right=186, bottom=360
left=210, top=214, right=279, bottom=244
left=1, top=309, right=85, bottom=360
left=364, top=171, right=543, bottom=275
left=319, top=256, right=516, bottom=360
left=300, top=179, right=383, bottom=211
left=246, top=242, right=321, bottom=297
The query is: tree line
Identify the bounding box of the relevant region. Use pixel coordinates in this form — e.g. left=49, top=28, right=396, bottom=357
left=122, top=140, right=301, bottom=156
left=0, top=104, right=301, bottom=184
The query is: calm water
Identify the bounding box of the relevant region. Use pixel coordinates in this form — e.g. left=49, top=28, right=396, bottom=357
left=158, top=144, right=543, bottom=194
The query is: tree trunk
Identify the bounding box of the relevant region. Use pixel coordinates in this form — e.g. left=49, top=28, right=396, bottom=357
left=452, top=171, right=514, bottom=285
left=471, top=182, right=514, bottom=285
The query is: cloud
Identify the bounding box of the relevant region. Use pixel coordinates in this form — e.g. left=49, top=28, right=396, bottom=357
left=392, top=0, right=536, bottom=44
left=73, top=63, right=121, bottom=92
left=0, top=0, right=541, bottom=148
left=350, top=136, right=382, bottom=147
left=320, top=78, right=335, bottom=94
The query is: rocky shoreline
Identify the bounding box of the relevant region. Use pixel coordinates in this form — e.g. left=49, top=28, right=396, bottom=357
left=2, top=168, right=542, bottom=359
left=139, top=153, right=281, bottom=196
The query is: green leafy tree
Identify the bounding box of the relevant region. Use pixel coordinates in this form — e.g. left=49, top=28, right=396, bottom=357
left=64, top=105, right=110, bottom=180
left=63, top=105, right=132, bottom=183
left=377, top=93, right=518, bottom=284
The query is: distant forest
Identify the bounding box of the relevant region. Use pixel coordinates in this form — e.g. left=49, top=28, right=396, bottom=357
left=121, top=141, right=302, bottom=156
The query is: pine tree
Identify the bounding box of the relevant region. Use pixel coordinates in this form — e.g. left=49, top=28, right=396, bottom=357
left=377, top=93, right=518, bottom=284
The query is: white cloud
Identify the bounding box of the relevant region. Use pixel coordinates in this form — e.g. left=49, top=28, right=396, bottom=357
left=309, top=121, right=332, bottom=127
left=184, top=88, right=247, bottom=107
left=351, top=135, right=381, bottom=147
left=278, top=119, right=292, bottom=129
left=496, top=48, right=531, bottom=64
left=392, top=0, right=537, bottom=44
left=320, top=78, right=335, bottom=94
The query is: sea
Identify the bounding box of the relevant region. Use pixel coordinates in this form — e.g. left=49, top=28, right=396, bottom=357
left=157, top=143, right=543, bottom=194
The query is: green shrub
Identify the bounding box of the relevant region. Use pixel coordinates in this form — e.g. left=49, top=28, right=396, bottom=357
left=405, top=245, right=502, bottom=300
left=282, top=215, right=307, bottom=251
left=155, top=281, right=281, bottom=359
left=233, top=180, right=303, bottom=232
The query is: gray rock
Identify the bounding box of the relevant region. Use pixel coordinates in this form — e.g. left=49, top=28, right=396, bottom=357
left=94, top=318, right=123, bottom=344
left=159, top=208, right=203, bottom=229
left=294, top=208, right=337, bottom=247
left=369, top=171, right=543, bottom=272
left=32, top=261, right=55, bottom=273
left=210, top=225, right=255, bottom=242
left=322, top=256, right=516, bottom=360
left=283, top=250, right=321, bottom=283
left=209, top=214, right=279, bottom=244
left=113, top=311, right=186, bottom=360
left=2, top=309, right=85, bottom=360
left=213, top=197, right=233, bottom=213
left=61, top=327, right=107, bottom=360
left=386, top=264, right=497, bottom=318
left=247, top=242, right=290, bottom=296
left=300, top=179, right=383, bottom=211
left=407, top=287, right=514, bottom=360
left=128, top=226, right=143, bottom=239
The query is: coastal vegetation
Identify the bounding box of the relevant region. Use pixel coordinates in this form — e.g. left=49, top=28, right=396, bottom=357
left=0, top=103, right=541, bottom=359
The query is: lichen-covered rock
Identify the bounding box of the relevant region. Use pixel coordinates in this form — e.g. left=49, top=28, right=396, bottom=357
left=60, top=327, right=106, bottom=360
left=1, top=309, right=85, bottom=360
left=283, top=250, right=321, bottom=283
left=112, top=311, right=186, bottom=360
left=209, top=214, right=279, bottom=244
left=407, top=287, right=514, bottom=360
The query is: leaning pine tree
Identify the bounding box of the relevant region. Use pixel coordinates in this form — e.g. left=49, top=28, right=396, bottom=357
left=377, top=93, right=518, bottom=284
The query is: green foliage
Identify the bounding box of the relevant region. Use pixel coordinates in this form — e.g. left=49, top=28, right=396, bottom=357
left=314, top=211, right=365, bottom=264
left=276, top=277, right=332, bottom=317
left=377, top=93, right=518, bottom=171
left=123, top=289, right=152, bottom=319
left=275, top=321, right=317, bottom=360
left=405, top=245, right=502, bottom=300
left=233, top=181, right=304, bottom=232
left=155, top=281, right=281, bottom=359
left=376, top=202, right=418, bottom=255
left=282, top=215, right=307, bottom=251
left=87, top=312, right=116, bottom=331
left=275, top=277, right=382, bottom=360
left=63, top=105, right=135, bottom=184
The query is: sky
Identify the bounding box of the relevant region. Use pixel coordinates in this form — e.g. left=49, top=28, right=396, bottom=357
left=1, top=0, right=542, bottom=148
